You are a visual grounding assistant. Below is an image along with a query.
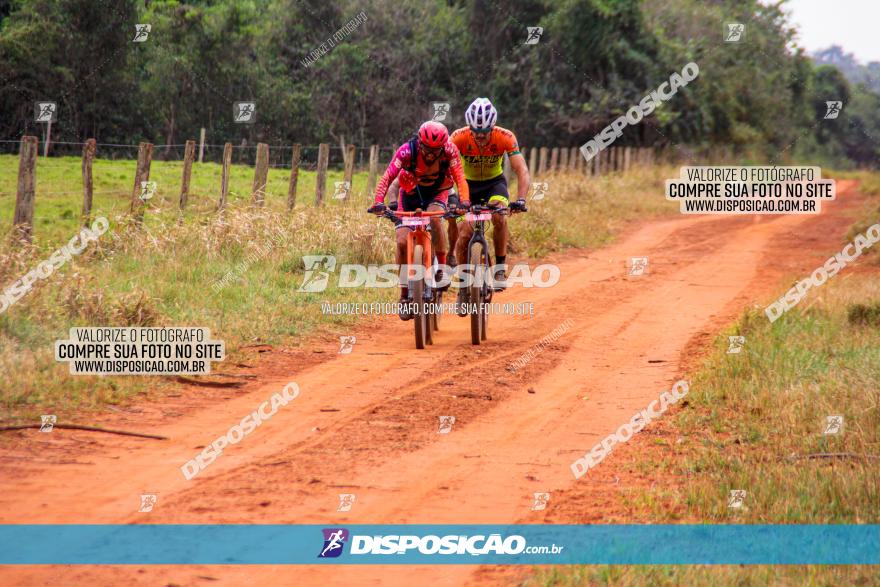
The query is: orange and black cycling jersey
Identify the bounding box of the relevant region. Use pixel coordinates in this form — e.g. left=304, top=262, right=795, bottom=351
left=450, top=126, right=521, bottom=181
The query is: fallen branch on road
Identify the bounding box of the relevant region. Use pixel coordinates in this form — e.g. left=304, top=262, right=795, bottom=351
left=0, top=423, right=168, bottom=440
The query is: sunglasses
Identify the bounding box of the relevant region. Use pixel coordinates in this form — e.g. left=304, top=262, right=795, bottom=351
left=419, top=143, right=442, bottom=156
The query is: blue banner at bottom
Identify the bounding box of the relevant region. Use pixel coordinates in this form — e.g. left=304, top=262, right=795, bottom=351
left=0, top=525, right=877, bottom=565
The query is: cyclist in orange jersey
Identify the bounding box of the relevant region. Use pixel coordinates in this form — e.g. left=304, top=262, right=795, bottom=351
left=450, top=97, right=530, bottom=292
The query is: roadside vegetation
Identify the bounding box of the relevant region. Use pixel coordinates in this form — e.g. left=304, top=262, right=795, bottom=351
left=530, top=177, right=880, bottom=586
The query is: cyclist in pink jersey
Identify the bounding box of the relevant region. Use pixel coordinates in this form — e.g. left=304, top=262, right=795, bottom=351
left=369, top=121, right=470, bottom=319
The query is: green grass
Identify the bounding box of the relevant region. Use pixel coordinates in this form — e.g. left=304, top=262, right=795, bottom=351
left=0, top=154, right=373, bottom=251
left=0, top=155, right=678, bottom=418
left=529, top=267, right=880, bottom=586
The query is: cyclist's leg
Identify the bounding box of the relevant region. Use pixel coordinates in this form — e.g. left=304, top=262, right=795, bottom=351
left=446, top=190, right=460, bottom=265
left=486, top=177, right=511, bottom=288
left=427, top=202, right=448, bottom=266
left=490, top=194, right=509, bottom=259
left=487, top=177, right=511, bottom=257
left=395, top=191, right=422, bottom=320
left=454, top=218, right=473, bottom=265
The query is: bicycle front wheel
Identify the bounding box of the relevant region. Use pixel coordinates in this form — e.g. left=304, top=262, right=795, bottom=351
left=469, top=241, right=488, bottom=345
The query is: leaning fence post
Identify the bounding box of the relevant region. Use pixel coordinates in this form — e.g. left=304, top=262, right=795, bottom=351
left=179, top=139, right=195, bottom=211
left=342, top=143, right=356, bottom=201
left=251, top=142, right=269, bottom=206
left=287, top=143, right=302, bottom=211
left=315, top=143, right=329, bottom=206
left=129, top=142, right=154, bottom=223
left=81, top=139, right=96, bottom=226
left=538, top=147, right=548, bottom=176
left=367, top=144, right=379, bottom=198
left=217, top=142, right=232, bottom=211
left=13, top=136, right=38, bottom=243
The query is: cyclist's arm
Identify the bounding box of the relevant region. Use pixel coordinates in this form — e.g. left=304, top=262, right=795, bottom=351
left=374, top=145, right=408, bottom=204
left=503, top=130, right=530, bottom=200
left=445, top=143, right=470, bottom=202
left=387, top=178, right=400, bottom=206
left=509, top=153, right=530, bottom=200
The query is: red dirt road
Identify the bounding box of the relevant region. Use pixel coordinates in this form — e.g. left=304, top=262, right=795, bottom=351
left=0, top=181, right=863, bottom=586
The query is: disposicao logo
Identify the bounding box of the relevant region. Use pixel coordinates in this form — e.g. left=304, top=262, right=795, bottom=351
left=318, top=528, right=349, bottom=558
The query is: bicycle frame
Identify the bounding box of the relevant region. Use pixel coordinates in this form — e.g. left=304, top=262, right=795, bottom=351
left=393, top=209, right=446, bottom=285
left=463, top=206, right=507, bottom=285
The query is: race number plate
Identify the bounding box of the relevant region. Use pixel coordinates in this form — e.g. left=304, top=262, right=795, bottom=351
left=465, top=212, right=491, bottom=221
left=402, top=217, right=430, bottom=227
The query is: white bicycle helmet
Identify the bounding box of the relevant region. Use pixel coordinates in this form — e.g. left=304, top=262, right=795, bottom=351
left=465, top=98, right=497, bottom=131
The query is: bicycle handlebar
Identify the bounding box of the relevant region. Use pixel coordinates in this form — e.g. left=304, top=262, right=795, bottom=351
left=392, top=209, right=447, bottom=217
left=468, top=205, right=510, bottom=216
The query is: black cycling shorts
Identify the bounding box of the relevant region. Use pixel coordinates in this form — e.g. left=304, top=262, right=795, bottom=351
left=467, top=175, right=510, bottom=207
left=400, top=184, right=449, bottom=212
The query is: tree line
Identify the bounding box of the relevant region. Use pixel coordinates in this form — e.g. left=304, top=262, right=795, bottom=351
left=0, top=0, right=877, bottom=167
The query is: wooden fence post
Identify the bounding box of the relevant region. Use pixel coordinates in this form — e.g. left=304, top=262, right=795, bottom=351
left=129, top=142, right=154, bottom=223
left=217, top=142, right=232, bottom=211
left=538, top=147, right=548, bottom=176
left=568, top=147, right=578, bottom=171
left=287, top=143, right=302, bottom=211
left=251, top=142, right=269, bottom=206
left=13, top=136, right=38, bottom=243
left=528, top=147, right=537, bottom=178
left=624, top=147, right=632, bottom=172
left=198, top=128, right=206, bottom=163
left=81, top=139, right=96, bottom=226
left=367, top=144, right=379, bottom=198
left=315, top=143, right=329, bottom=206
left=43, top=122, right=52, bottom=157
left=559, top=147, right=569, bottom=171
left=179, top=139, right=195, bottom=211
left=342, top=143, right=356, bottom=201
left=550, top=147, right=559, bottom=172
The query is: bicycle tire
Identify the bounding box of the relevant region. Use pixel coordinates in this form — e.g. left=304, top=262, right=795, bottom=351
left=469, top=241, right=486, bottom=345
left=412, top=245, right=426, bottom=349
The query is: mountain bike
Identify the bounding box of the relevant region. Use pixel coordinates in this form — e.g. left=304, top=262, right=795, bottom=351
left=374, top=207, right=446, bottom=349
left=460, top=205, right=509, bottom=345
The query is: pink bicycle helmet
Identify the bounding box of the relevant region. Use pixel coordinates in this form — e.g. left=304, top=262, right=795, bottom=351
left=418, top=121, right=449, bottom=148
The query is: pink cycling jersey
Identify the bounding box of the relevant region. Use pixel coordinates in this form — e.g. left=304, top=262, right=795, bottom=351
left=373, top=140, right=470, bottom=203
